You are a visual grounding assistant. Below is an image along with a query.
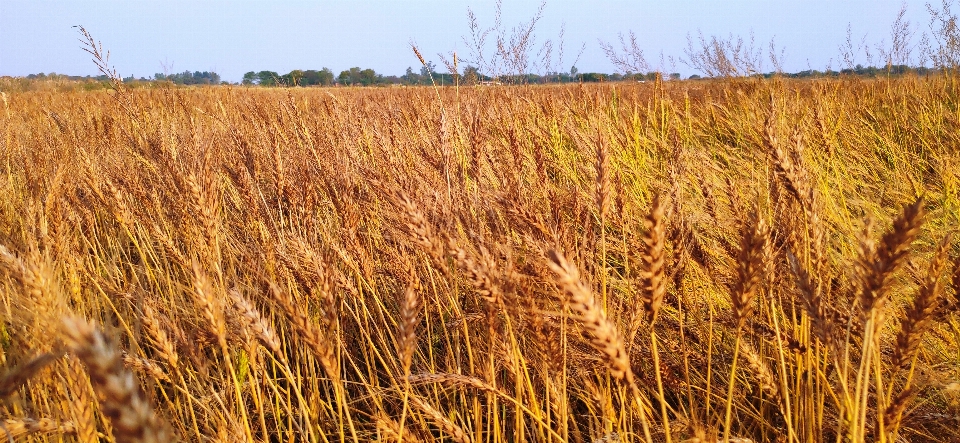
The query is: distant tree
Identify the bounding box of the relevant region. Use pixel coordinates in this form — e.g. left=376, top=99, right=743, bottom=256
left=257, top=71, right=280, bottom=86
left=463, top=65, right=480, bottom=85
left=298, top=69, right=320, bottom=86
left=287, top=69, right=304, bottom=86
left=299, top=68, right=334, bottom=86
left=419, top=61, right=436, bottom=78
left=402, top=67, right=421, bottom=85
left=580, top=73, right=606, bottom=82
left=359, top=68, right=378, bottom=85
left=242, top=72, right=257, bottom=85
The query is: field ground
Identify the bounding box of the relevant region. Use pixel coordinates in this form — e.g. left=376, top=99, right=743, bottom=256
left=1, top=77, right=959, bottom=442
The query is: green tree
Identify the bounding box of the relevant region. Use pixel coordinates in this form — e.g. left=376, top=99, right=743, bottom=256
left=463, top=65, right=480, bottom=85
left=300, top=69, right=334, bottom=86
left=338, top=67, right=364, bottom=85
left=318, top=68, right=334, bottom=86
left=242, top=72, right=257, bottom=85
left=359, top=68, right=377, bottom=86
left=419, top=61, right=436, bottom=78
left=288, top=69, right=304, bottom=86
left=257, top=71, right=280, bottom=86
left=402, top=67, right=421, bottom=85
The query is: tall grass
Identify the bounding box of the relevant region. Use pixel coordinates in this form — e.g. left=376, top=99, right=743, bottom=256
left=0, top=75, right=959, bottom=442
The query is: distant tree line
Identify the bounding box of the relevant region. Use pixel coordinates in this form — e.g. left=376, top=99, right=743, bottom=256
left=238, top=64, right=685, bottom=86
left=14, top=63, right=943, bottom=88
left=243, top=69, right=336, bottom=86
left=153, top=70, right=221, bottom=85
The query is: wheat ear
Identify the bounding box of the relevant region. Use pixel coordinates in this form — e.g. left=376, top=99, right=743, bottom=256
left=0, top=418, right=76, bottom=440
left=408, top=373, right=568, bottom=442
left=229, top=289, right=283, bottom=357
left=546, top=249, right=654, bottom=442
left=376, top=414, right=426, bottom=443
left=763, top=102, right=812, bottom=209
left=0, top=352, right=57, bottom=398
left=731, top=215, right=770, bottom=329
left=640, top=194, right=668, bottom=325
left=61, top=316, right=169, bottom=443
left=739, top=341, right=780, bottom=402
left=885, top=234, right=952, bottom=439
left=140, top=305, right=179, bottom=370
left=892, top=233, right=951, bottom=370
left=723, top=215, right=770, bottom=443
left=858, top=198, right=925, bottom=323
left=399, top=279, right=421, bottom=374
left=269, top=283, right=339, bottom=383
left=64, top=356, right=99, bottom=443
left=408, top=395, right=473, bottom=443
left=546, top=250, right=631, bottom=381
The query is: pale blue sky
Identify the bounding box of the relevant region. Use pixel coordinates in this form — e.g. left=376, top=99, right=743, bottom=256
left=0, top=1, right=931, bottom=81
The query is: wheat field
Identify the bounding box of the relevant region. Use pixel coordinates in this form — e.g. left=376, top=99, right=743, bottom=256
left=0, top=75, right=958, bottom=443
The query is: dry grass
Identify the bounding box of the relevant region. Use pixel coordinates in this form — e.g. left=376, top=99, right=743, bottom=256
left=0, top=76, right=959, bottom=443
